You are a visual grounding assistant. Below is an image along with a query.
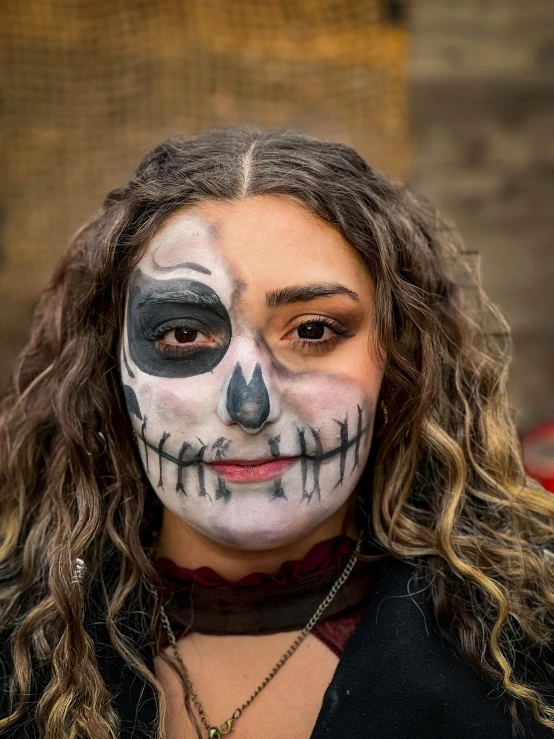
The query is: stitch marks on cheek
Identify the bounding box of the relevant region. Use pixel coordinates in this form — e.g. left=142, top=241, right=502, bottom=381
left=334, top=416, right=349, bottom=487
left=157, top=432, right=171, bottom=488
left=309, top=426, right=323, bottom=501
left=354, top=404, right=362, bottom=468
left=176, top=442, right=191, bottom=493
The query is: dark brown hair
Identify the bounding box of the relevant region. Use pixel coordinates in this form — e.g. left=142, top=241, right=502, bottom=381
left=1, top=127, right=553, bottom=738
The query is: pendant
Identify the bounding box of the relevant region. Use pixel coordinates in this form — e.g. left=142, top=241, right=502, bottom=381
left=208, top=718, right=235, bottom=738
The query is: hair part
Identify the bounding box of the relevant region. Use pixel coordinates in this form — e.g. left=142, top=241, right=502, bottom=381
left=1, top=127, right=553, bottom=738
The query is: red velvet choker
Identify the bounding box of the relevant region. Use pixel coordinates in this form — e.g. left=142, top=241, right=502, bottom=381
left=155, top=535, right=385, bottom=638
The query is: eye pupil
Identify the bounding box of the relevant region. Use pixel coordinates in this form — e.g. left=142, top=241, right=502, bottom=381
left=174, top=327, right=198, bottom=343
left=298, top=322, right=325, bottom=340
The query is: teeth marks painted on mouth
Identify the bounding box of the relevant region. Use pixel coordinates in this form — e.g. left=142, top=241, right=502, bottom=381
left=268, top=434, right=281, bottom=458
left=297, top=426, right=323, bottom=502
left=143, top=408, right=366, bottom=503
left=215, top=477, right=232, bottom=503
left=176, top=442, right=191, bottom=493
left=297, top=411, right=365, bottom=498
left=271, top=477, right=286, bottom=501
left=212, top=437, right=232, bottom=459
left=196, top=441, right=209, bottom=500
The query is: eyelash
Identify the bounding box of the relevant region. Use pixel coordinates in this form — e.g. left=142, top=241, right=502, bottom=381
left=150, top=321, right=203, bottom=339
left=150, top=316, right=354, bottom=358
left=288, top=316, right=355, bottom=354
left=150, top=321, right=211, bottom=357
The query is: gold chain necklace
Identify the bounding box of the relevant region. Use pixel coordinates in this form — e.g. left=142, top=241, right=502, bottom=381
left=159, top=532, right=363, bottom=739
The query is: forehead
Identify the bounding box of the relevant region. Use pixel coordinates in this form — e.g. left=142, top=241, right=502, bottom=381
left=136, top=195, right=372, bottom=299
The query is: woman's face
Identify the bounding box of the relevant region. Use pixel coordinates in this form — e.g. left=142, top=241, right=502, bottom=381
left=120, top=195, right=384, bottom=550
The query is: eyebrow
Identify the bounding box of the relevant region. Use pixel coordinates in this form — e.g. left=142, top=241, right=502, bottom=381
left=137, top=287, right=225, bottom=315
left=152, top=261, right=212, bottom=276
left=266, top=283, right=360, bottom=308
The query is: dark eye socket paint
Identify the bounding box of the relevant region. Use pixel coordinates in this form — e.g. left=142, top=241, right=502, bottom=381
left=127, top=271, right=232, bottom=378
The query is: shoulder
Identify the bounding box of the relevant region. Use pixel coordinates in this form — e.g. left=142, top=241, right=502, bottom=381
left=312, top=556, right=553, bottom=739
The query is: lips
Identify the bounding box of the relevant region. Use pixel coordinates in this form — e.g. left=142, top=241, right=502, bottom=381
left=207, top=457, right=299, bottom=483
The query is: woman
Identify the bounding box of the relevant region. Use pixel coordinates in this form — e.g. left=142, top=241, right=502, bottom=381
left=0, top=127, right=553, bottom=739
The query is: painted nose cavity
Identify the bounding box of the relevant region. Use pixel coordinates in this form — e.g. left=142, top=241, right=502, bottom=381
left=225, top=362, right=271, bottom=431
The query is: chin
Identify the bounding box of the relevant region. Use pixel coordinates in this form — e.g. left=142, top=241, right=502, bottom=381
left=192, top=505, right=336, bottom=552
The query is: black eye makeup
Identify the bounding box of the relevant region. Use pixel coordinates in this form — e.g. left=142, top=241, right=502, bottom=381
left=127, top=271, right=232, bottom=378
left=151, top=321, right=218, bottom=359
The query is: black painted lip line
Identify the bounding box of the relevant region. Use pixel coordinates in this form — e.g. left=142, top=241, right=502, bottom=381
left=141, top=427, right=368, bottom=470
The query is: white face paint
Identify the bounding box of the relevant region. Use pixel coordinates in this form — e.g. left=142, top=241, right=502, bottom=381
left=120, top=198, right=382, bottom=550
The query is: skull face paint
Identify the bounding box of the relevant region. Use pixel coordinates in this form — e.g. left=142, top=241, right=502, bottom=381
left=127, top=271, right=232, bottom=379
left=120, top=196, right=384, bottom=550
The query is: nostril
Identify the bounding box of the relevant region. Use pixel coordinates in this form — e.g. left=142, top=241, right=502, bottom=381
left=226, top=362, right=270, bottom=431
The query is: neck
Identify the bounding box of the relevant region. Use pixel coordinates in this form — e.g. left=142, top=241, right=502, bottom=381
left=154, top=501, right=357, bottom=581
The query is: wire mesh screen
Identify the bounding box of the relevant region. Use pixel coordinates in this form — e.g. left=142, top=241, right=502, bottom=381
left=0, top=0, right=411, bottom=380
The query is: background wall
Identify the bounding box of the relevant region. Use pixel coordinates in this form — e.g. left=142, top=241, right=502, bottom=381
left=411, top=0, right=554, bottom=428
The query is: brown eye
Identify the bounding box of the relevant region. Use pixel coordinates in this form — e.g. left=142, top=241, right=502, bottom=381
left=174, top=327, right=198, bottom=343
left=297, top=322, right=325, bottom=340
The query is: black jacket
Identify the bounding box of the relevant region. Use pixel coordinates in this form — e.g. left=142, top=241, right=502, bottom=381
left=1, top=556, right=552, bottom=738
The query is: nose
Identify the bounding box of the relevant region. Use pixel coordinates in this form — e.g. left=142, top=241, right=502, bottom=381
left=218, top=359, right=281, bottom=433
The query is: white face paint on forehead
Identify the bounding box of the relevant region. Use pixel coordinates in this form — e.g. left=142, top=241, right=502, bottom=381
left=120, top=200, right=381, bottom=550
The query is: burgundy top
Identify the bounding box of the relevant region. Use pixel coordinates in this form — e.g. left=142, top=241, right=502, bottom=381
left=155, top=535, right=384, bottom=657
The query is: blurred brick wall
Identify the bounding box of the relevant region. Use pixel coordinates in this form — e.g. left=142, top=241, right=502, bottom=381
left=411, top=0, right=554, bottom=427
left=0, top=0, right=410, bottom=386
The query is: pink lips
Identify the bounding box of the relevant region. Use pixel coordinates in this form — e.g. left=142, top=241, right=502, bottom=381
left=208, top=457, right=298, bottom=483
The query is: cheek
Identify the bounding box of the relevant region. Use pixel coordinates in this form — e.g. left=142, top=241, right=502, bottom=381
left=133, top=373, right=221, bottom=429
left=280, top=372, right=376, bottom=428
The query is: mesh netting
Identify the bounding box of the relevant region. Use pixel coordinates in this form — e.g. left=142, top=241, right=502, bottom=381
left=0, top=0, right=410, bottom=379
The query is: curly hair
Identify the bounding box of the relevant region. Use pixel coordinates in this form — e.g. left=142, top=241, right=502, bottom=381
left=1, top=127, right=553, bottom=738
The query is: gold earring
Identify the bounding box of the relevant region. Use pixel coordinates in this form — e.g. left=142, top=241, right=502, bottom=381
left=380, top=400, right=388, bottom=426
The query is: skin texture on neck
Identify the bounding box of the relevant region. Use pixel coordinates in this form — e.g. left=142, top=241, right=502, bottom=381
left=154, top=495, right=357, bottom=580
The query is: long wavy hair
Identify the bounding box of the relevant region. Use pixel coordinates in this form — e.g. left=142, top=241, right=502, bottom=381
left=1, top=127, right=553, bottom=738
